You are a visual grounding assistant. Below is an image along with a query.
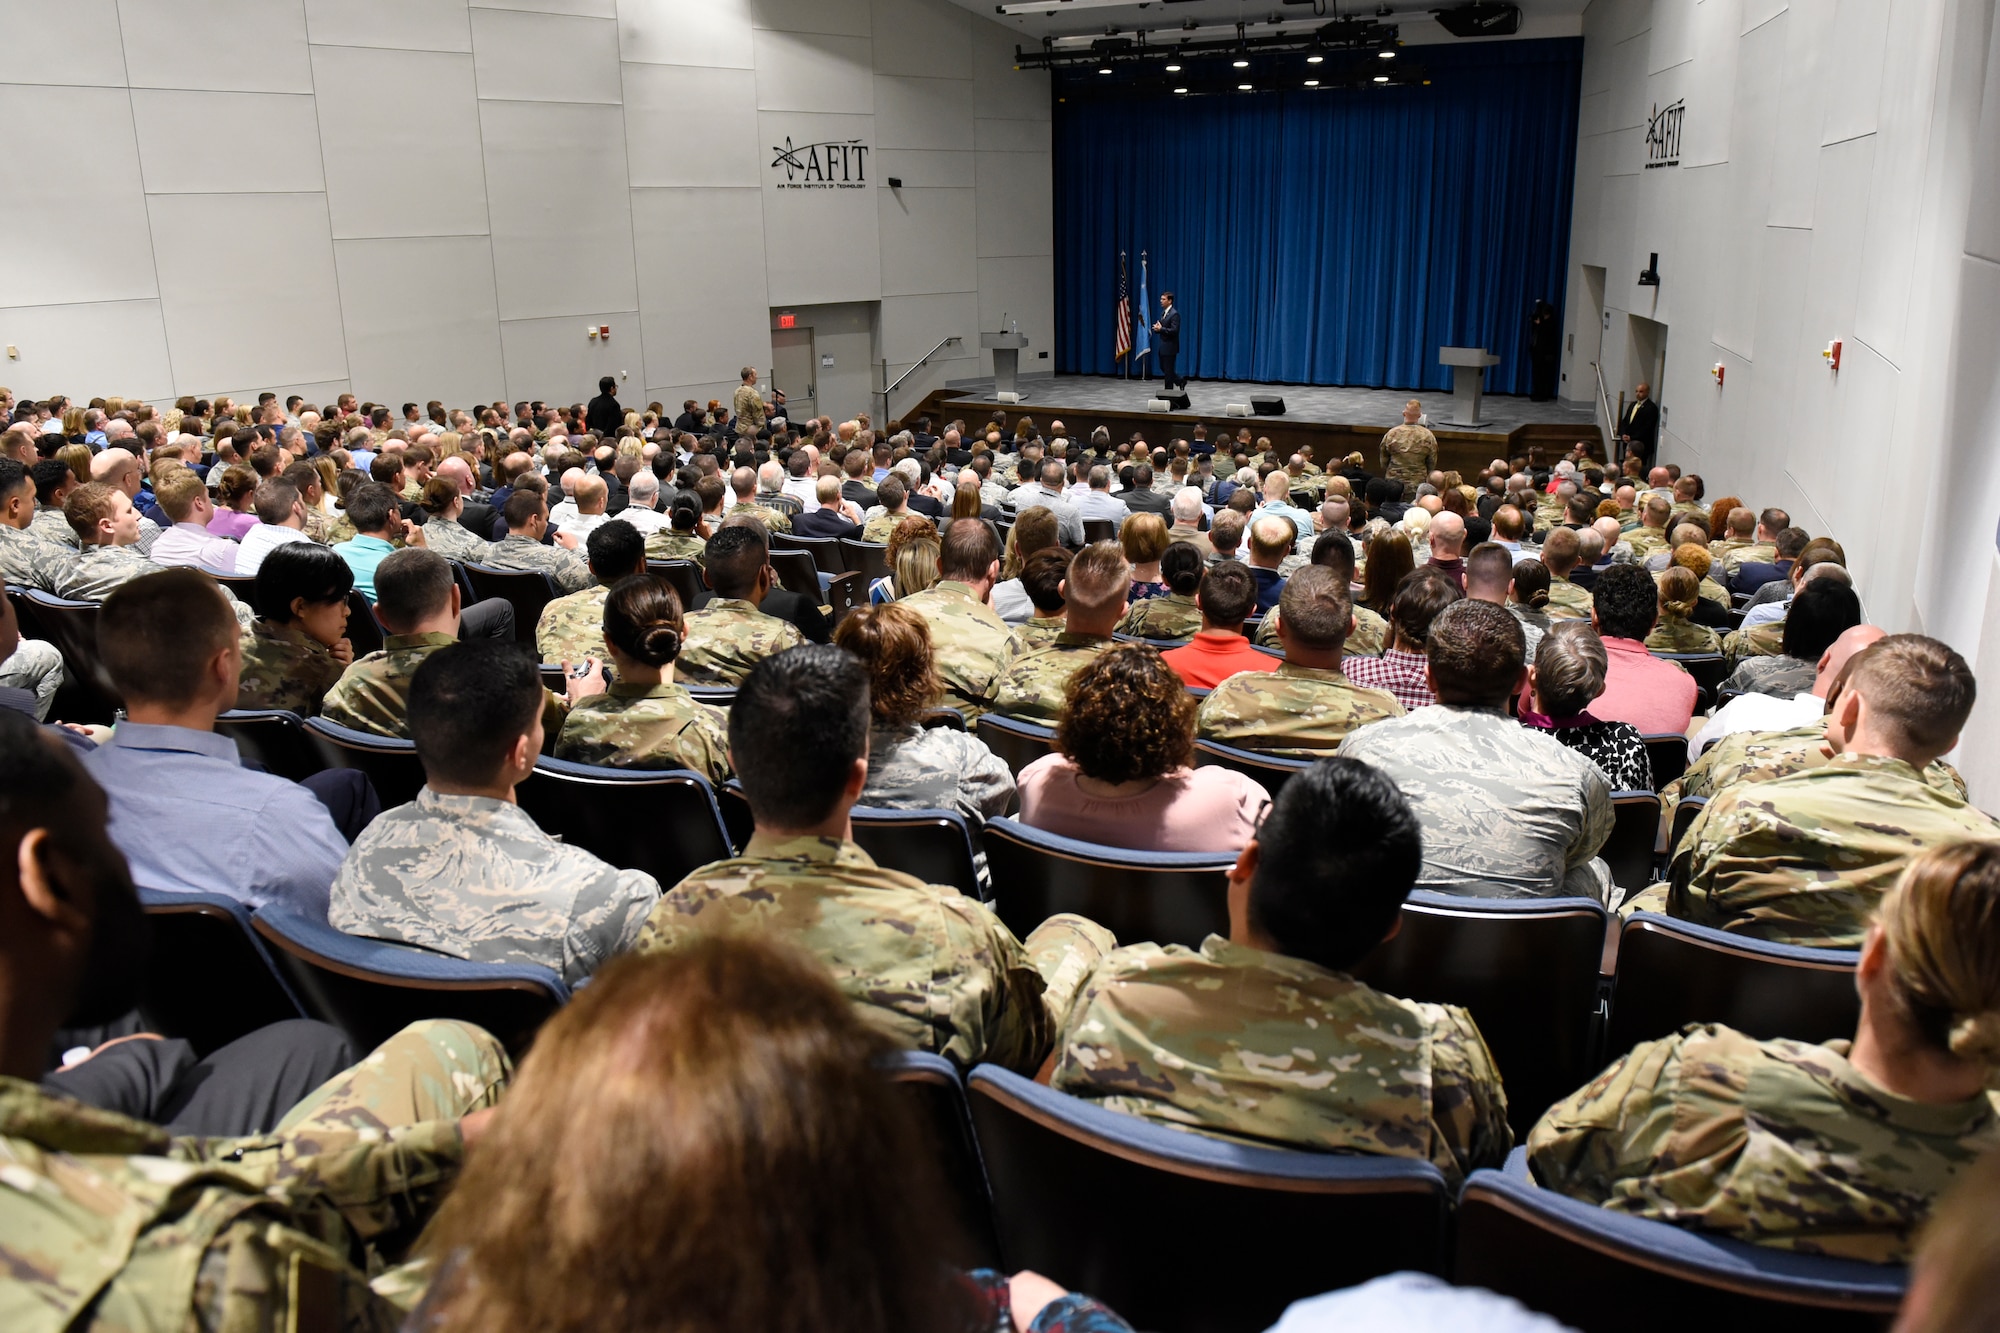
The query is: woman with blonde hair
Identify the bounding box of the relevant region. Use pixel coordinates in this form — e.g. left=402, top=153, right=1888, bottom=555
left=1670, top=540, right=1736, bottom=627
left=1645, top=565, right=1723, bottom=654
left=869, top=516, right=940, bottom=604
left=57, top=442, right=94, bottom=486
left=991, top=504, right=1060, bottom=623
left=1531, top=839, right=2000, bottom=1261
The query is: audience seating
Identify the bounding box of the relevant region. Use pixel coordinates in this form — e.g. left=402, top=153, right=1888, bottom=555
left=1112, top=632, right=1193, bottom=650
left=302, top=717, right=427, bottom=808
left=645, top=559, right=703, bottom=609
left=251, top=901, right=570, bottom=1055
left=1602, top=792, right=1663, bottom=891
left=773, top=531, right=843, bottom=576
left=1453, top=1151, right=1904, bottom=1333
left=1653, top=652, right=1727, bottom=710
left=215, top=708, right=327, bottom=783
left=461, top=563, right=554, bottom=646
left=1606, top=913, right=1860, bottom=1055
left=1081, top=518, right=1117, bottom=545
left=19, top=589, right=121, bottom=723
left=920, top=707, right=967, bottom=731
left=969, top=1065, right=1449, bottom=1333
left=839, top=538, right=890, bottom=582
left=718, top=783, right=982, bottom=896
left=1192, top=738, right=1310, bottom=800
left=825, top=570, right=865, bottom=623
left=767, top=549, right=822, bottom=600
left=981, top=817, right=1233, bottom=948
left=515, top=758, right=732, bottom=888
left=136, top=889, right=306, bottom=1056
left=881, top=1051, right=1001, bottom=1269
left=345, top=589, right=385, bottom=658
left=972, top=713, right=1060, bottom=778
left=683, top=685, right=737, bottom=707
left=1641, top=734, right=1690, bottom=790
left=1670, top=795, right=1707, bottom=854
left=210, top=572, right=259, bottom=600
left=1349, top=892, right=1610, bottom=1137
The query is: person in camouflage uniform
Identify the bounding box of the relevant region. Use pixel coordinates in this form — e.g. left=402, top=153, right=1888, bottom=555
left=1379, top=400, right=1438, bottom=500
left=0, top=462, right=74, bottom=591
left=896, top=522, right=1025, bottom=719
left=860, top=474, right=915, bottom=545
left=1115, top=539, right=1204, bottom=640
left=235, top=543, right=356, bottom=716
left=1718, top=578, right=1861, bottom=697
left=479, top=490, right=593, bottom=594
left=675, top=523, right=805, bottom=687
left=1644, top=566, right=1722, bottom=654
left=1050, top=756, right=1511, bottom=1189
left=724, top=465, right=792, bottom=534
left=644, top=501, right=708, bottom=566
left=331, top=641, right=658, bottom=985
left=534, top=519, right=647, bottom=667
left=48, top=483, right=158, bottom=601
left=1199, top=567, right=1403, bottom=756
left=987, top=541, right=1127, bottom=723
left=1537, top=529, right=1595, bottom=620
left=1534, top=840, right=2000, bottom=1262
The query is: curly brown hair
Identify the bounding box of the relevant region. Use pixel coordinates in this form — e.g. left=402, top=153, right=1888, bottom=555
left=1055, top=643, right=1195, bottom=784
left=883, top=514, right=938, bottom=563
left=832, top=602, right=943, bottom=727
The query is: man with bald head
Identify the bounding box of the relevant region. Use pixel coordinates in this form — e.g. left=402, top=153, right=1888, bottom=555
left=723, top=465, right=790, bottom=533
left=1425, top=511, right=1467, bottom=591
left=1617, top=382, right=1658, bottom=466
left=1245, top=514, right=1295, bottom=614
left=555, top=475, right=612, bottom=541
left=89, top=448, right=164, bottom=554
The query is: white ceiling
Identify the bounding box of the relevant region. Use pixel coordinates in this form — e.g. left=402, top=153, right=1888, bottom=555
left=948, top=0, right=1587, bottom=46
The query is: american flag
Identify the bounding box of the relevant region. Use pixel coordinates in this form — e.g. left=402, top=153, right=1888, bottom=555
left=1113, top=251, right=1132, bottom=361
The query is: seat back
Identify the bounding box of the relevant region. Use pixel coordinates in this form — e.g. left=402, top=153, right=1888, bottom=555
left=252, top=901, right=570, bottom=1055
left=981, top=817, right=1232, bottom=948
left=211, top=572, right=259, bottom=600
left=970, top=1066, right=1448, bottom=1333
left=839, top=538, right=890, bottom=582
left=774, top=532, right=843, bottom=575
left=825, top=570, right=865, bottom=624
left=22, top=590, right=121, bottom=723
left=1192, top=738, right=1311, bottom=801
left=1603, top=791, right=1662, bottom=891
left=920, top=707, right=967, bottom=731
left=461, top=563, right=554, bottom=645
left=303, top=716, right=428, bottom=808
left=1349, top=893, right=1609, bottom=1136
left=137, top=889, right=305, bottom=1056
left=645, top=559, right=704, bottom=609
left=972, top=713, right=1059, bottom=778
left=767, top=549, right=821, bottom=599
left=1081, top=517, right=1117, bottom=544
left=1606, top=913, right=1860, bottom=1056
left=1669, top=795, right=1708, bottom=855
left=516, top=758, right=733, bottom=888
left=1654, top=652, right=1728, bottom=710
left=850, top=807, right=983, bottom=898
left=215, top=709, right=326, bottom=782
left=1642, top=733, right=1690, bottom=789
left=882, top=1052, right=999, bottom=1268
left=345, top=588, right=385, bottom=657
left=1113, top=632, right=1194, bottom=650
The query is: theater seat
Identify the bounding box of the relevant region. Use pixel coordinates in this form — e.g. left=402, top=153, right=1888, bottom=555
left=1192, top=738, right=1311, bottom=800
left=645, top=559, right=703, bottom=609
left=215, top=708, right=326, bottom=782
left=969, top=1065, right=1449, bottom=1333
left=345, top=588, right=385, bottom=658
left=303, top=717, right=427, bottom=808
left=1603, top=791, right=1662, bottom=891
left=1606, top=913, right=1860, bottom=1056
left=516, top=757, right=733, bottom=888
left=839, top=538, right=890, bottom=582
left=773, top=531, right=843, bottom=576
left=1081, top=518, right=1117, bottom=544
left=1652, top=652, right=1727, bottom=711
left=1453, top=1151, right=1904, bottom=1333
left=19, top=589, right=121, bottom=723
left=1112, top=631, right=1193, bottom=649
left=1670, top=795, right=1707, bottom=855
left=767, top=549, right=821, bottom=599
left=980, top=817, right=1232, bottom=948
left=1641, top=733, right=1690, bottom=790
left=972, top=713, right=1059, bottom=778
left=252, top=900, right=570, bottom=1056
left=461, top=563, right=553, bottom=646
left=718, top=782, right=984, bottom=897
left=137, top=889, right=306, bottom=1056
left=210, top=571, right=259, bottom=600
left=881, top=1051, right=1000, bottom=1269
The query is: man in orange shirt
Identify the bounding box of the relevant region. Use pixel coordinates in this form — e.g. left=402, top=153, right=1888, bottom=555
left=1162, top=563, right=1279, bottom=690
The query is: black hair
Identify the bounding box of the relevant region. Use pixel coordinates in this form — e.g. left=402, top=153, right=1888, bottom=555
left=703, top=523, right=768, bottom=599
left=1309, top=529, right=1355, bottom=580
left=1160, top=541, right=1204, bottom=596
left=603, top=574, right=685, bottom=667
left=1590, top=564, right=1660, bottom=641
left=670, top=491, right=702, bottom=533
left=30, top=458, right=71, bottom=503
left=0, top=458, right=26, bottom=501
left=586, top=519, right=647, bottom=579
left=343, top=480, right=398, bottom=534
left=254, top=542, right=354, bottom=622
left=1785, top=580, right=1863, bottom=660
left=729, top=645, right=868, bottom=827
left=408, top=640, right=544, bottom=787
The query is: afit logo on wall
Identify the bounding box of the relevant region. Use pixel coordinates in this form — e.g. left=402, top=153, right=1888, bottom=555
left=770, top=136, right=870, bottom=190
left=1645, top=99, right=1684, bottom=169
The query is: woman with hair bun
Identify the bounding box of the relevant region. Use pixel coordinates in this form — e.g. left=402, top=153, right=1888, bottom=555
left=415, top=475, right=490, bottom=563
left=1644, top=565, right=1723, bottom=654
left=555, top=573, right=729, bottom=781
left=1530, top=839, right=2000, bottom=1261
left=645, top=491, right=709, bottom=566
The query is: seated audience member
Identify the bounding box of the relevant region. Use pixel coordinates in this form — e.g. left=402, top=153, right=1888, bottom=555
left=483, top=490, right=594, bottom=594
left=1019, top=644, right=1269, bottom=852
left=1206, top=508, right=1247, bottom=567
left=1538, top=527, right=1593, bottom=618
left=1245, top=514, right=1294, bottom=613
left=83, top=570, right=351, bottom=915
left=87, top=446, right=165, bottom=554
left=1254, top=530, right=1386, bottom=657
left=1122, top=512, right=1172, bottom=601
left=1196, top=567, right=1402, bottom=753
left=329, top=480, right=410, bottom=601
left=1117, top=540, right=1204, bottom=639
left=232, top=477, right=314, bottom=575
left=412, top=937, right=1131, bottom=1333
left=1722, top=572, right=1863, bottom=698
left=332, top=640, right=660, bottom=984
left=1507, top=557, right=1555, bottom=645
left=834, top=603, right=1014, bottom=821
left=415, top=475, right=492, bottom=563
left=895, top=520, right=1024, bottom=716
left=0, top=576, right=63, bottom=724
left=791, top=474, right=863, bottom=540
left=646, top=491, right=711, bottom=563
left=54, top=481, right=158, bottom=601
left=1644, top=565, right=1723, bottom=654
left=537, top=519, right=645, bottom=667
left=1691, top=622, right=1884, bottom=758
left=1163, top=562, right=1280, bottom=690
left=1742, top=534, right=1841, bottom=621
left=676, top=522, right=806, bottom=686
left=1521, top=622, right=1652, bottom=793
left=145, top=466, right=239, bottom=572
left=1897, top=1142, right=2000, bottom=1332
left=29, top=457, right=80, bottom=550
left=1050, top=756, right=1510, bottom=1187
left=1344, top=568, right=1462, bottom=711
left=868, top=519, right=940, bottom=605
left=1585, top=563, right=1699, bottom=735
left=555, top=574, right=730, bottom=782
left=637, top=645, right=1080, bottom=1073
left=1663, top=634, right=1997, bottom=946
left=990, top=506, right=1061, bottom=624
left=0, top=458, right=70, bottom=590
left=861, top=475, right=911, bottom=544
left=1729, top=523, right=1809, bottom=597
left=207, top=464, right=261, bottom=540
left=988, top=541, right=1130, bottom=722
left=1340, top=600, right=1614, bottom=900
left=554, top=473, right=613, bottom=541
left=1535, top=840, right=2000, bottom=1261
left=235, top=543, right=355, bottom=716
left=1463, top=540, right=1543, bottom=667
left=1014, top=547, right=1071, bottom=648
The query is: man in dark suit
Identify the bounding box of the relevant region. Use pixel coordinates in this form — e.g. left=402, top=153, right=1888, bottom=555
left=1121, top=464, right=1173, bottom=519
left=1618, top=383, right=1659, bottom=468
left=1151, top=291, right=1184, bottom=391
left=584, top=376, right=623, bottom=436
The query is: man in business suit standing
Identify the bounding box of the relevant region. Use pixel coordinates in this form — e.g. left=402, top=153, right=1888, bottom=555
left=1618, top=382, right=1659, bottom=469
left=1153, top=291, right=1184, bottom=392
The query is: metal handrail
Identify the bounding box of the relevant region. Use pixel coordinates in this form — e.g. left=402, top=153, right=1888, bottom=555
left=878, top=336, right=963, bottom=417
left=1589, top=361, right=1619, bottom=464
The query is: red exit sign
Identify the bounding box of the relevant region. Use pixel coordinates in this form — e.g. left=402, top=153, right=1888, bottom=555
left=777, top=312, right=796, bottom=329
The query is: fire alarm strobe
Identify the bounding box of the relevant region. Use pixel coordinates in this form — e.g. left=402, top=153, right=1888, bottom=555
left=1822, top=339, right=1842, bottom=372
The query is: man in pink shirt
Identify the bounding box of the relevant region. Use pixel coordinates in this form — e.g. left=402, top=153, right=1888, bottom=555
left=145, top=466, right=239, bottom=574
left=1586, top=564, right=1698, bottom=735
left=1162, top=563, right=1278, bottom=690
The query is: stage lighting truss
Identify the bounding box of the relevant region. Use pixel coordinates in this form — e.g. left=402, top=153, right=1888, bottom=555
left=1020, top=14, right=1425, bottom=97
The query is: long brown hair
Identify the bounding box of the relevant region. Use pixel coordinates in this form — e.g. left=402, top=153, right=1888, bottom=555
left=834, top=602, right=943, bottom=727
left=1360, top=530, right=1414, bottom=615
left=419, top=937, right=970, bottom=1333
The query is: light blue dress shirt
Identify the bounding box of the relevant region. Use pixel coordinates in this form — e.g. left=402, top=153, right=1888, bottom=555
left=334, top=534, right=397, bottom=602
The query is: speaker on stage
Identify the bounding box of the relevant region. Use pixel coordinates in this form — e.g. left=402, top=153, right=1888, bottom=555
left=1166, top=392, right=1191, bottom=410
left=1251, top=396, right=1287, bottom=416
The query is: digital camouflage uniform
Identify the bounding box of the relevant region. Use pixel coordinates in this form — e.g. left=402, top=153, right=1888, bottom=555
left=331, top=788, right=661, bottom=985
left=896, top=581, right=1025, bottom=720
left=1116, top=592, right=1201, bottom=641
left=861, top=722, right=1015, bottom=823
left=414, top=515, right=489, bottom=564
left=676, top=597, right=805, bottom=686
left=1339, top=705, right=1615, bottom=901
left=1661, top=753, right=2000, bottom=948
left=554, top=681, right=731, bottom=784
left=322, top=632, right=566, bottom=738
left=1379, top=424, right=1438, bottom=500
left=1722, top=622, right=1787, bottom=671
left=643, top=530, right=707, bottom=566
left=30, top=504, right=78, bottom=550
left=1197, top=663, right=1403, bottom=757
left=479, top=534, right=593, bottom=595
left=0, top=523, right=69, bottom=591
left=637, top=833, right=1080, bottom=1072
left=535, top=583, right=610, bottom=665
left=861, top=512, right=908, bottom=545
left=236, top=619, right=346, bottom=716
left=986, top=632, right=1115, bottom=724
left=1253, top=603, right=1388, bottom=658
left=52, top=545, right=158, bottom=602
left=1527, top=1024, right=2000, bottom=1262
left=724, top=501, right=790, bottom=535
left=1051, top=935, right=1512, bottom=1189
left=0, top=638, right=62, bottom=719
left=0, top=1019, right=509, bottom=1333
left=1016, top=614, right=1067, bottom=650
left=1545, top=576, right=1594, bottom=621
left=1644, top=615, right=1722, bottom=655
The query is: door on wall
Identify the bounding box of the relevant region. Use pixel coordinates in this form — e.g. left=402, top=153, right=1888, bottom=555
left=1627, top=314, right=1667, bottom=413
left=1573, top=264, right=1606, bottom=409
left=772, top=327, right=816, bottom=421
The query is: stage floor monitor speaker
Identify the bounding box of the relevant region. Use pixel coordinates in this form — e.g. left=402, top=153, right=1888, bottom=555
left=1166, top=392, right=1191, bottom=410
left=1251, top=396, right=1286, bottom=415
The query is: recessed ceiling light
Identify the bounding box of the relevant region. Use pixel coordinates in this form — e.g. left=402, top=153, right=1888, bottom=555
left=1304, top=79, right=1319, bottom=86
left=1378, top=50, right=1396, bottom=59
left=1237, top=82, right=1252, bottom=89
left=1173, top=86, right=1188, bottom=93
left=1373, top=74, right=1390, bottom=83
left=1232, top=57, right=1249, bottom=68
left=1165, top=62, right=1181, bottom=71
left=1306, top=54, right=1324, bottom=64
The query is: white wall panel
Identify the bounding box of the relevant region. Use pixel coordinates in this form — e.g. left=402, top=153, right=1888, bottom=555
left=471, top=9, right=621, bottom=102
left=334, top=236, right=505, bottom=405
left=499, top=312, right=638, bottom=403
left=621, top=65, right=759, bottom=188
left=1782, top=135, right=1875, bottom=481
left=0, top=300, right=174, bottom=400
left=1766, top=9, right=1825, bottom=226
left=616, top=0, right=754, bottom=68
left=1852, top=0, right=1948, bottom=362
left=480, top=100, right=641, bottom=318
left=1682, top=0, right=1740, bottom=169
left=753, top=30, right=874, bottom=113
left=876, top=75, right=973, bottom=151
left=880, top=289, right=976, bottom=366
left=974, top=117, right=1048, bottom=154
left=879, top=188, right=975, bottom=296
left=1820, top=0, right=1891, bottom=146
left=1607, top=34, right=1649, bottom=132
left=749, top=0, right=869, bottom=37
left=303, top=0, right=472, bottom=52
left=1646, top=0, right=1695, bottom=74
left=968, top=21, right=1048, bottom=122
left=0, top=86, right=156, bottom=306
left=313, top=47, right=489, bottom=239
left=474, top=0, right=616, bottom=17
left=0, top=0, right=127, bottom=86
left=758, top=111, right=881, bottom=304
left=876, top=149, right=974, bottom=189
left=871, top=0, right=969, bottom=76
left=976, top=253, right=1053, bottom=375
left=631, top=186, right=770, bottom=388
left=974, top=151, right=1051, bottom=257
left=119, top=0, right=312, bottom=94
left=148, top=192, right=347, bottom=392
left=131, top=92, right=325, bottom=194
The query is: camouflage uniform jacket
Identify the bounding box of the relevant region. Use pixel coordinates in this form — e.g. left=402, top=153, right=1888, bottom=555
left=1545, top=577, right=1594, bottom=620
left=1379, top=424, right=1438, bottom=494
left=987, top=632, right=1115, bottom=724
left=1051, top=936, right=1512, bottom=1189
left=1338, top=705, right=1615, bottom=901
left=861, top=721, right=1015, bottom=823
left=303, top=504, right=334, bottom=545
left=1666, top=754, right=2000, bottom=948
left=1624, top=527, right=1670, bottom=562
left=415, top=515, right=489, bottom=564
left=1197, top=663, right=1404, bottom=757
left=322, top=633, right=570, bottom=739
left=643, top=529, right=707, bottom=566
left=1720, top=542, right=1777, bottom=580
left=0, top=522, right=70, bottom=591
left=1016, top=614, right=1067, bottom=650
left=1116, top=592, right=1201, bottom=641
left=52, top=545, right=158, bottom=602
left=1678, top=725, right=1968, bottom=807
left=896, top=581, right=1025, bottom=719
left=1527, top=1025, right=2000, bottom=1262
left=1698, top=576, right=1732, bottom=608
left=535, top=582, right=610, bottom=665
left=861, top=511, right=909, bottom=545
left=330, top=788, right=661, bottom=984
left=236, top=619, right=345, bottom=716
left=676, top=597, right=805, bottom=686
left=636, top=833, right=1055, bottom=1072
left=1722, top=623, right=1788, bottom=672
left=1708, top=538, right=1752, bottom=564
left=1644, top=614, right=1722, bottom=655
left=1253, top=602, right=1389, bottom=659
left=30, top=504, right=78, bottom=550
left=479, top=534, right=593, bottom=594
left=725, top=501, right=791, bottom=534
left=554, top=681, right=731, bottom=784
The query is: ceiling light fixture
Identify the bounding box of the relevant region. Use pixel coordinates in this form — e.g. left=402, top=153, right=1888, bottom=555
left=1237, top=81, right=1252, bottom=89
left=1174, top=85, right=1189, bottom=93
left=1373, top=73, right=1390, bottom=82
left=1304, top=78, right=1319, bottom=86
left=1098, top=65, right=1112, bottom=73
left=1378, top=49, right=1396, bottom=59
left=1233, top=57, right=1249, bottom=67
left=1165, top=62, right=1181, bottom=70
left=1306, top=53, right=1324, bottom=63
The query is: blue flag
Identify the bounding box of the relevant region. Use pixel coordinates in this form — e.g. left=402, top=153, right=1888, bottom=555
left=1133, top=251, right=1152, bottom=369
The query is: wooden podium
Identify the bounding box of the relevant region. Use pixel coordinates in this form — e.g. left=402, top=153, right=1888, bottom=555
left=1439, top=346, right=1501, bottom=427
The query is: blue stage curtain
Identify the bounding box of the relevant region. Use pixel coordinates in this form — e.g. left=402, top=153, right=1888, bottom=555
left=1053, top=38, right=1581, bottom=396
